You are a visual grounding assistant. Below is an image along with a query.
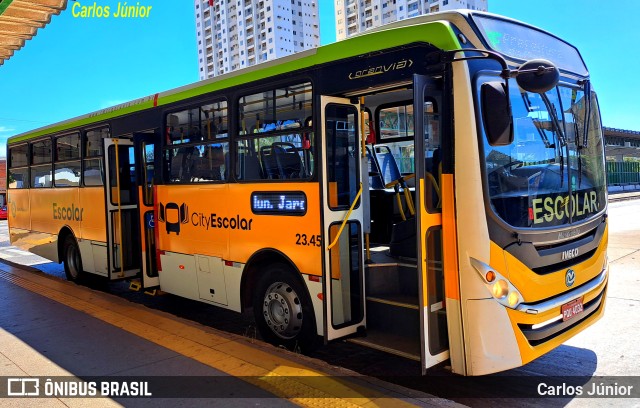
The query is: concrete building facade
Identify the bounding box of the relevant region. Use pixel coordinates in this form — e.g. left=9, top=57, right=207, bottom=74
left=195, top=0, right=319, bottom=79
left=335, top=0, right=487, bottom=40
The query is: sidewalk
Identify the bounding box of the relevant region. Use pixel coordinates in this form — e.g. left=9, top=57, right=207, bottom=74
left=0, top=260, right=457, bottom=408
left=608, top=188, right=640, bottom=201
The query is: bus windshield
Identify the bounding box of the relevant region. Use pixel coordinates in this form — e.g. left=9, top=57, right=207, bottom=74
left=483, top=80, right=606, bottom=229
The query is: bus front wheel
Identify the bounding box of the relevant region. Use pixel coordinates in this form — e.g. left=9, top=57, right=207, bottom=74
left=252, top=264, right=318, bottom=353
left=63, top=235, right=84, bottom=283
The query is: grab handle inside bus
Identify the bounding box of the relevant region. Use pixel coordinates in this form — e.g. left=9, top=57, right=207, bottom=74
left=326, top=183, right=363, bottom=251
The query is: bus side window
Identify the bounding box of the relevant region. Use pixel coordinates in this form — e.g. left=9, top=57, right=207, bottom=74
left=235, top=82, right=313, bottom=181
left=84, top=127, right=109, bottom=186
left=164, top=99, right=228, bottom=184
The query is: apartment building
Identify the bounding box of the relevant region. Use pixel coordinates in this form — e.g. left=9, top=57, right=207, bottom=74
left=195, top=0, right=320, bottom=79
left=335, top=0, right=487, bottom=40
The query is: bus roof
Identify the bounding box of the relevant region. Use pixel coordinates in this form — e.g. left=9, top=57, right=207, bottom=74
left=10, top=10, right=581, bottom=145
left=9, top=12, right=468, bottom=144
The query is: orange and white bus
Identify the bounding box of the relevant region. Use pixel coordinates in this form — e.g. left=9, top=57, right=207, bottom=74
left=7, top=11, right=608, bottom=375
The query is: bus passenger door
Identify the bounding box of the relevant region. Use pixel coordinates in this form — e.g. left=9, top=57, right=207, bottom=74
left=104, top=138, right=141, bottom=280
left=320, top=97, right=366, bottom=341
left=414, top=75, right=451, bottom=373
left=134, top=133, right=159, bottom=288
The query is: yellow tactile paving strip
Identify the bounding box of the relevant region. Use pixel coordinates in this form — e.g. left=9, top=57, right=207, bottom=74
left=0, top=263, right=423, bottom=408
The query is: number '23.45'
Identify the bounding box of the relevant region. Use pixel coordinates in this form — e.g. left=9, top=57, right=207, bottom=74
left=295, top=233, right=321, bottom=247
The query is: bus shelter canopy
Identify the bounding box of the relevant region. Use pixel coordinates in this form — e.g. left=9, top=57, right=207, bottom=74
left=0, top=0, right=67, bottom=66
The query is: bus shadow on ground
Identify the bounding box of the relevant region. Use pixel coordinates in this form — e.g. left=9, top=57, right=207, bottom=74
left=30, top=261, right=601, bottom=405
left=375, top=346, right=598, bottom=407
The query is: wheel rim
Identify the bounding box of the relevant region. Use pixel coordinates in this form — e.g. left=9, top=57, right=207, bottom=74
left=262, top=282, right=303, bottom=340
left=67, top=243, right=80, bottom=279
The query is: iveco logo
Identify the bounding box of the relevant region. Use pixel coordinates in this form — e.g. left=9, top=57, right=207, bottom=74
left=565, top=269, right=576, bottom=288
left=561, top=248, right=579, bottom=261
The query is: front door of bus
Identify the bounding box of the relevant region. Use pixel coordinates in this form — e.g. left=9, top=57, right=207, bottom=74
left=320, top=97, right=366, bottom=341
left=104, top=138, right=141, bottom=280
left=414, top=75, right=452, bottom=373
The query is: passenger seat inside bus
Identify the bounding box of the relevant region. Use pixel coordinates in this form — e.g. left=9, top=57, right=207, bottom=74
left=273, top=142, right=303, bottom=179
left=237, top=147, right=263, bottom=180
left=260, top=145, right=280, bottom=179
left=259, top=143, right=302, bottom=179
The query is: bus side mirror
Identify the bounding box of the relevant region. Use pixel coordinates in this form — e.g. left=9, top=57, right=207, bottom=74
left=515, top=59, right=560, bottom=94
left=481, top=81, right=513, bottom=146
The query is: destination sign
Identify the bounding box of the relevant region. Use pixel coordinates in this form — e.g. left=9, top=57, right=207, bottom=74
left=251, top=192, right=307, bottom=216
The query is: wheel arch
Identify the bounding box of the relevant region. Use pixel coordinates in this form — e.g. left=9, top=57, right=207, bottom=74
left=240, top=248, right=309, bottom=313
left=57, top=226, right=77, bottom=264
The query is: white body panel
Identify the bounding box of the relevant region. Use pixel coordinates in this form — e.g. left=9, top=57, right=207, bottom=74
left=466, top=299, right=521, bottom=375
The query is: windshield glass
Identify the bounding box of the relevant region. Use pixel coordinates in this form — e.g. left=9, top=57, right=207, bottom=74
left=482, top=79, right=606, bottom=229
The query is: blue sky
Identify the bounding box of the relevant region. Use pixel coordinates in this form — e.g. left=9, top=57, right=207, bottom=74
left=0, top=0, right=637, bottom=156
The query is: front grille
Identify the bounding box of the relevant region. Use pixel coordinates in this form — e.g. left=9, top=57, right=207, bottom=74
left=531, top=247, right=597, bottom=275
left=517, top=284, right=606, bottom=347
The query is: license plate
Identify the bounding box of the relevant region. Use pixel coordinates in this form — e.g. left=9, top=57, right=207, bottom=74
left=562, top=298, right=584, bottom=322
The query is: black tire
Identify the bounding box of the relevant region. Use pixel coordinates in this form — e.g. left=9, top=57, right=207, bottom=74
left=63, top=235, right=84, bottom=283
left=252, top=263, right=318, bottom=353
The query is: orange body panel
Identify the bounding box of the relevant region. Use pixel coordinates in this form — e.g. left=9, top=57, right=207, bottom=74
left=10, top=186, right=106, bottom=242
left=155, top=183, right=322, bottom=275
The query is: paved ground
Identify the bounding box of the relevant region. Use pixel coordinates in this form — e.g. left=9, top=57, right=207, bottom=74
left=0, top=258, right=457, bottom=407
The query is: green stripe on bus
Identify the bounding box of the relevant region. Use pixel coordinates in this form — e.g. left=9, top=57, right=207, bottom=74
left=9, top=21, right=459, bottom=144
left=0, top=0, right=15, bottom=16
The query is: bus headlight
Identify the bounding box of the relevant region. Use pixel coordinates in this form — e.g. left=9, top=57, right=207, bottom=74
left=492, top=280, right=509, bottom=299
left=507, top=291, right=520, bottom=307
left=470, top=257, right=524, bottom=309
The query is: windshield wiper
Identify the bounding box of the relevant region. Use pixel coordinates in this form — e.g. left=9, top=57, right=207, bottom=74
left=582, top=80, right=592, bottom=148
left=539, top=93, right=567, bottom=147
left=539, top=92, right=568, bottom=188
left=522, top=93, right=553, bottom=148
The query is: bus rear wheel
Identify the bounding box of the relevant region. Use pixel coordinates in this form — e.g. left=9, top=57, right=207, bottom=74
left=63, top=235, right=84, bottom=283
left=253, top=264, right=317, bottom=353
